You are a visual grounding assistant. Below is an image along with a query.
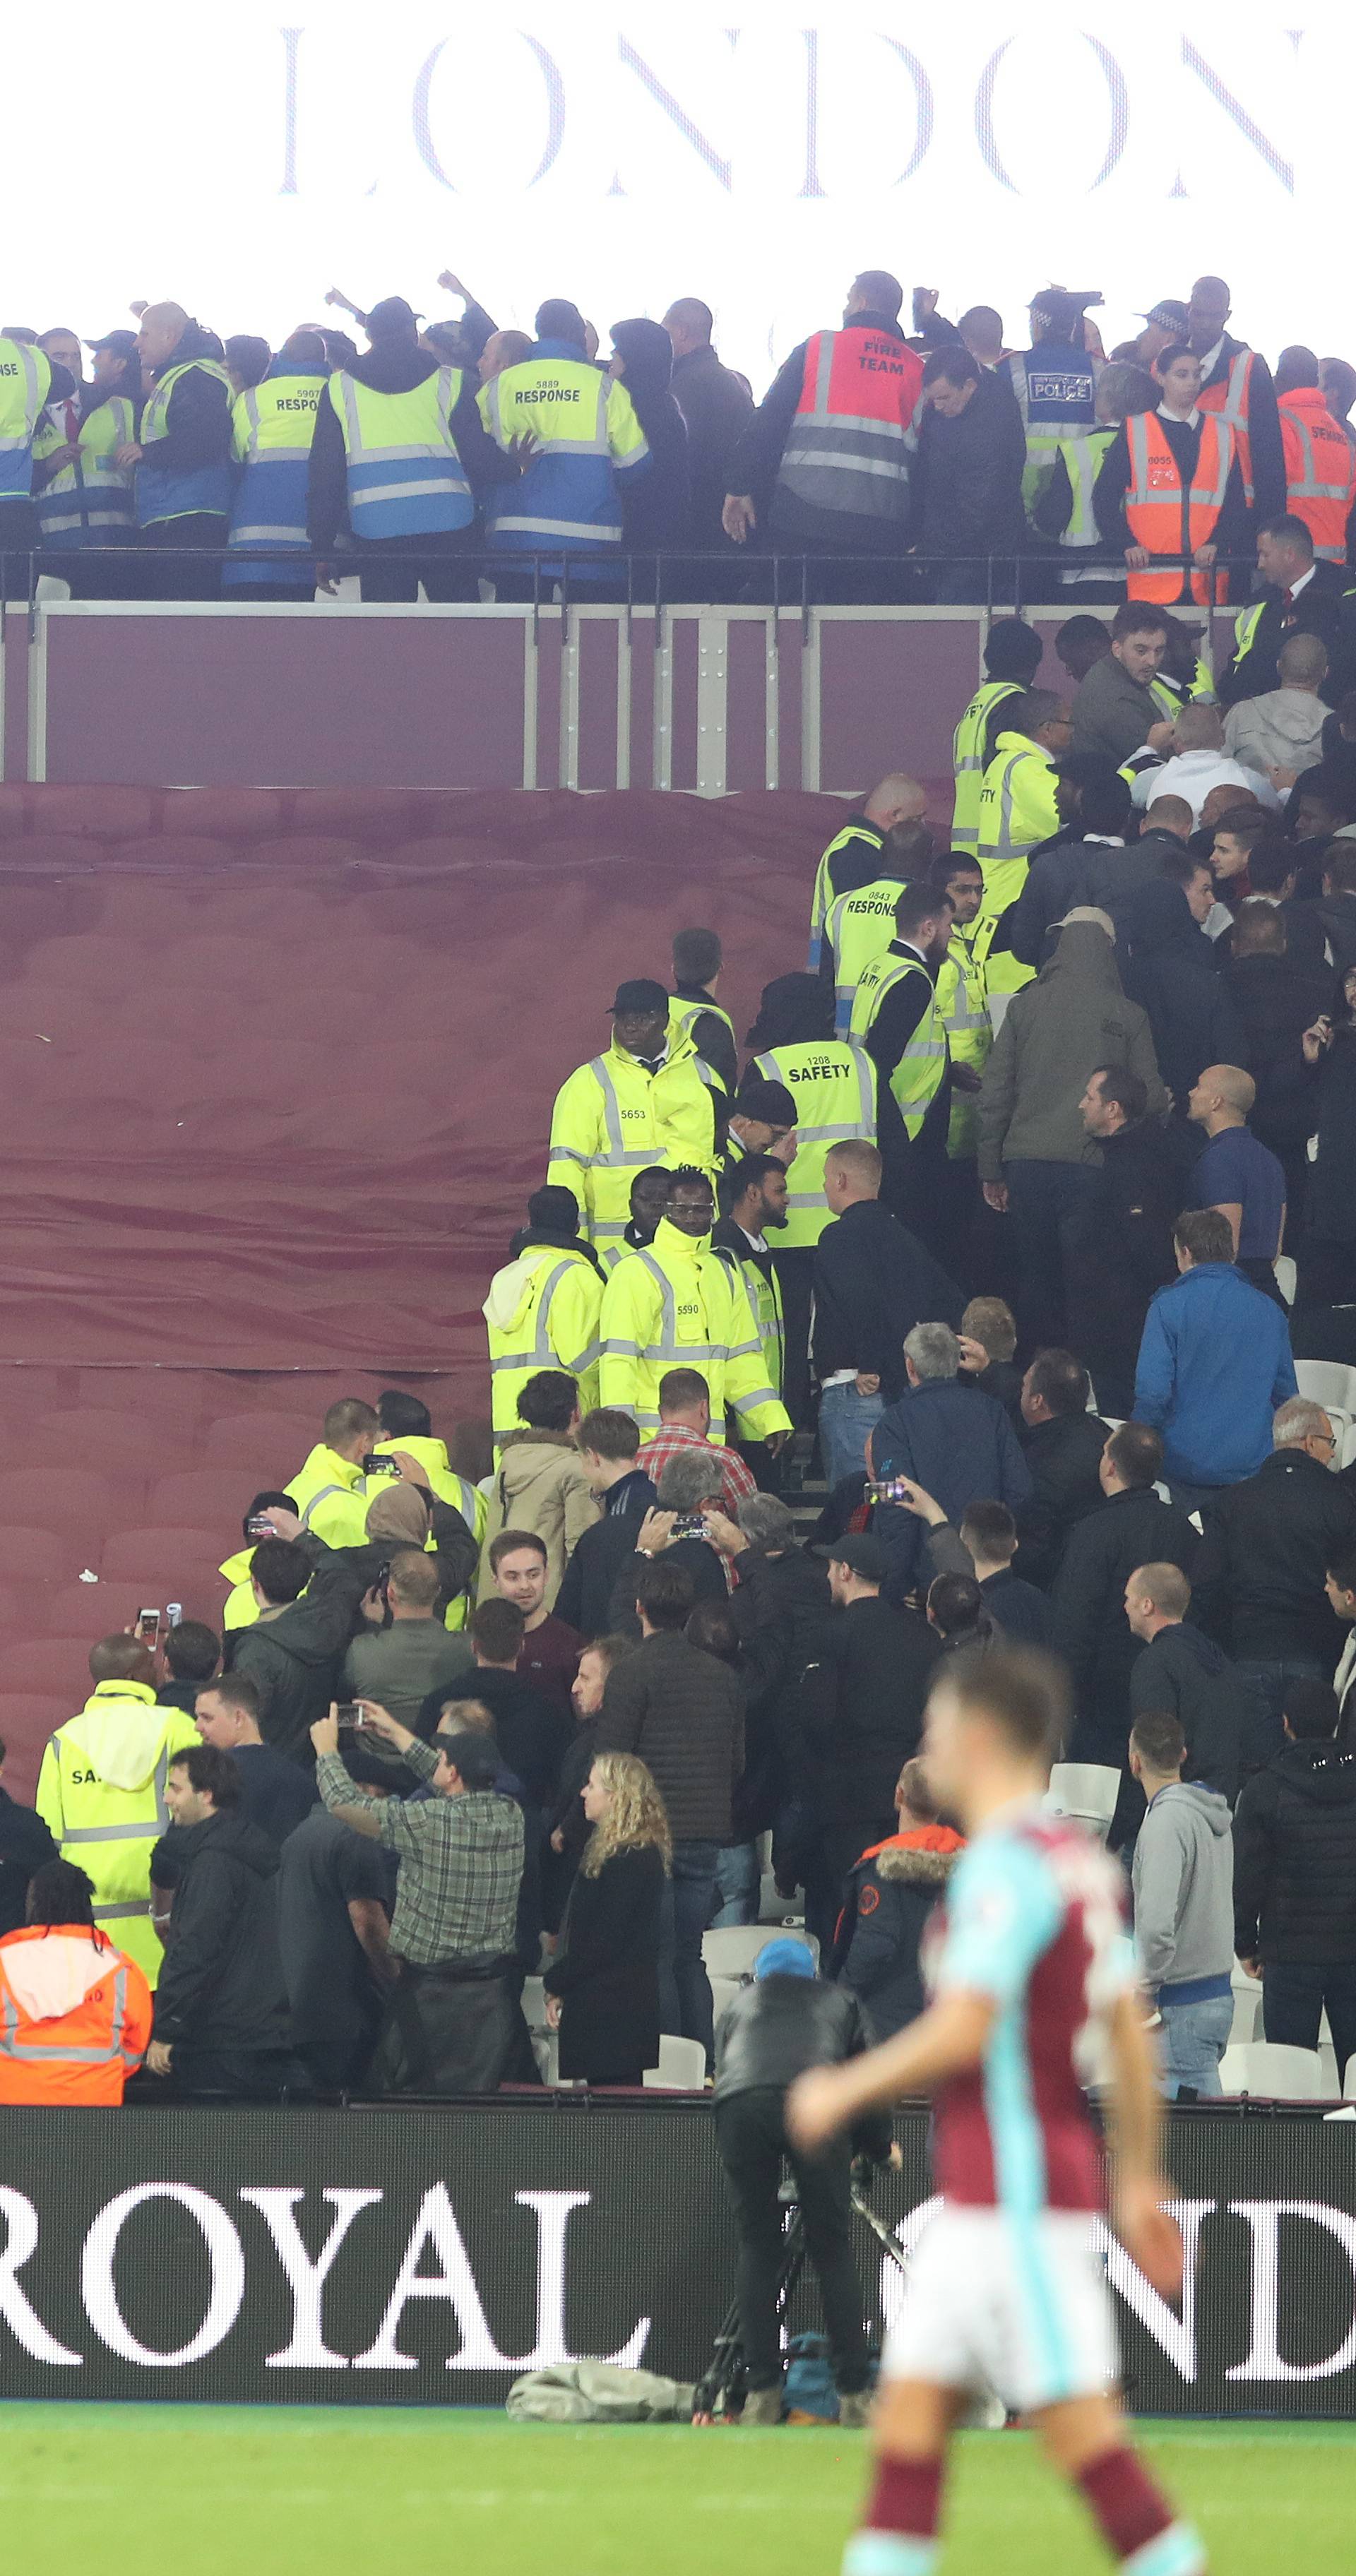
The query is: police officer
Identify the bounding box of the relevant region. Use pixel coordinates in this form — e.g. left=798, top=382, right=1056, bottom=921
left=547, top=979, right=720, bottom=1258
left=597, top=1166, right=791, bottom=1449
left=807, top=771, right=927, bottom=971
left=483, top=1184, right=606, bottom=1444
left=35, top=1638, right=198, bottom=1983
left=225, top=329, right=329, bottom=599
left=1003, top=287, right=1101, bottom=532
left=951, top=620, right=1043, bottom=855
left=308, top=294, right=513, bottom=601
left=477, top=297, right=650, bottom=594
left=123, top=302, right=234, bottom=597
left=1032, top=361, right=1158, bottom=602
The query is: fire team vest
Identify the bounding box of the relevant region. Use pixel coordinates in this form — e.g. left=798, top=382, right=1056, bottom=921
left=775, top=325, right=922, bottom=525
left=1278, top=388, right=1356, bottom=562
left=1124, top=410, right=1233, bottom=607
left=1198, top=349, right=1257, bottom=508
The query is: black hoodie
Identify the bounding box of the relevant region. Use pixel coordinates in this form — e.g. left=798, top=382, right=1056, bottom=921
left=150, top=1807, right=291, bottom=2052
left=1234, top=1736, right=1356, bottom=1962
left=1127, top=1619, right=1254, bottom=1802
left=1117, top=876, right=1247, bottom=1104
left=610, top=316, right=689, bottom=551
left=307, top=333, right=518, bottom=550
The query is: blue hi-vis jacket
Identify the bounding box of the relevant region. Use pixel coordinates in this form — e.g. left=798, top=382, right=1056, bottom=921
left=477, top=338, right=650, bottom=566
left=224, top=359, right=328, bottom=588
left=136, top=354, right=234, bottom=526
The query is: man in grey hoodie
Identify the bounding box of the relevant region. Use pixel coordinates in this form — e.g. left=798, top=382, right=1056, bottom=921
left=1129, top=1710, right=1235, bottom=2098
left=1223, top=631, right=1329, bottom=785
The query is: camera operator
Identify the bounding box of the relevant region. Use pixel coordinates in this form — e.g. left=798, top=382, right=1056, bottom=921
left=713, top=1935, right=898, bottom=2426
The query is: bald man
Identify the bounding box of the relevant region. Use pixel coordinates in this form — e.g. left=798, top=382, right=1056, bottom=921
left=479, top=329, right=533, bottom=386
left=1186, top=1062, right=1287, bottom=1296
left=1223, top=630, right=1329, bottom=779
left=1134, top=703, right=1283, bottom=823
left=1186, top=273, right=1285, bottom=524
left=125, top=301, right=234, bottom=597
left=807, top=771, right=929, bottom=970
left=662, top=297, right=754, bottom=566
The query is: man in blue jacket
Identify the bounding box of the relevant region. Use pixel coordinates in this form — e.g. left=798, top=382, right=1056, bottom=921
left=869, top=1321, right=1031, bottom=1598
left=1134, top=1208, right=1297, bottom=1508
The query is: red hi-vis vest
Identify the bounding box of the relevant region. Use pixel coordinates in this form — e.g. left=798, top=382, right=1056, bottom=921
left=776, top=326, right=923, bottom=524
left=1279, top=388, right=1356, bottom=561
left=1198, top=349, right=1257, bottom=507
left=1125, top=410, right=1234, bottom=607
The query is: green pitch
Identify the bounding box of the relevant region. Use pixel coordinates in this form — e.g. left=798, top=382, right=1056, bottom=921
left=0, top=2407, right=1350, bottom=2574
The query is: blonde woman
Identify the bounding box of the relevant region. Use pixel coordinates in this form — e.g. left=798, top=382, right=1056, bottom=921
left=542, top=1753, right=670, bottom=2085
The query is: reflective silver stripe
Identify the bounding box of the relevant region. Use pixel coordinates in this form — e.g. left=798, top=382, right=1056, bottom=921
left=241, top=388, right=262, bottom=455
left=1007, top=357, right=1029, bottom=425
left=813, top=333, right=834, bottom=414
left=92, top=1900, right=150, bottom=1921
left=356, top=477, right=462, bottom=505
left=1126, top=412, right=1152, bottom=507
left=491, top=1258, right=589, bottom=1376
left=790, top=408, right=909, bottom=443
left=600, top=1337, right=642, bottom=1357
left=586, top=1059, right=661, bottom=1167
left=483, top=376, right=504, bottom=445
left=300, top=1480, right=348, bottom=1528
left=1058, top=435, right=1102, bottom=549
left=108, top=1964, right=127, bottom=2061
left=63, top=1822, right=161, bottom=1844
left=548, top=1143, right=590, bottom=1167
left=492, top=514, right=623, bottom=542
left=780, top=450, right=904, bottom=482
left=229, top=523, right=307, bottom=543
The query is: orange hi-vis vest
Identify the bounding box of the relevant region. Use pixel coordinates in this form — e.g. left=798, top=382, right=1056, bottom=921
left=0, top=1923, right=152, bottom=2104
left=1198, top=349, right=1257, bottom=508
left=1279, top=388, right=1356, bottom=561
left=776, top=325, right=923, bottom=526
left=1125, top=410, right=1234, bottom=607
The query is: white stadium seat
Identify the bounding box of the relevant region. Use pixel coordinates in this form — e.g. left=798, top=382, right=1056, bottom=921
left=1045, top=1763, right=1120, bottom=1840
left=1218, top=2042, right=1322, bottom=2099
left=1273, top=1256, right=1296, bottom=1306
left=1295, top=1359, right=1356, bottom=1419
left=643, top=2035, right=708, bottom=2090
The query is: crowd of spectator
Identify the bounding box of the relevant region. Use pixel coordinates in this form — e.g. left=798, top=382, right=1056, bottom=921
left=5, top=268, right=1356, bottom=605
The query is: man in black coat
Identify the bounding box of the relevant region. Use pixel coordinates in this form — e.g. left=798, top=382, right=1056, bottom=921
left=1052, top=1424, right=1197, bottom=1769
left=1124, top=1561, right=1251, bottom=1801
left=1218, top=516, right=1356, bottom=707
left=1189, top=1395, right=1356, bottom=1751
left=662, top=298, right=754, bottom=570
left=1223, top=902, right=1335, bottom=1224
left=0, top=1736, right=56, bottom=1937
left=811, top=1138, right=963, bottom=1495
left=715, top=1493, right=831, bottom=1835
left=794, top=1534, right=939, bottom=1955
left=1234, top=1677, right=1356, bottom=2082
left=1011, top=1347, right=1108, bottom=1590
left=1117, top=864, right=1247, bottom=1110
left=227, top=1533, right=367, bottom=1765
left=146, top=1744, right=295, bottom=2096
left=909, top=345, right=1026, bottom=603
left=554, top=1409, right=657, bottom=1639
left=1064, top=1065, right=1193, bottom=1421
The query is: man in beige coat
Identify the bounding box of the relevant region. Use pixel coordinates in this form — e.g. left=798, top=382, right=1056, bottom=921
left=477, top=1368, right=600, bottom=1606
left=976, top=909, right=1170, bottom=1349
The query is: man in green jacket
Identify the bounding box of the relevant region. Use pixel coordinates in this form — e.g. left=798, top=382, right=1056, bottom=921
left=976, top=910, right=1170, bottom=1347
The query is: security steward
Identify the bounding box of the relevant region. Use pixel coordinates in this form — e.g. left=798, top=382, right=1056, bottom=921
left=225, top=329, right=329, bottom=597
left=33, top=330, right=141, bottom=585
left=1093, top=342, right=1248, bottom=609
left=308, top=294, right=515, bottom=600
left=975, top=688, right=1072, bottom=990
left=1218, top=513, right=1356, bottom=706
left=807, top=771, right=927, bottom=971
left=850, top=880, right=953, bottom=1238
left=1276, top=363, right=1356, bottom=564
left=547, top=978, right=720, bottom=1258
left=0, top=328, right=77, bottom=586
left=597, top=1167, right=791, bottom=1450
left=483, top=1183, right=607, bottom=1443
left=823, top=816, right=934, bottom=1035
left=721, top=1078, right=797, bottom=1184
left=712, top=1936, right=892, bottom=2427
left=713, top=1152, right=790, bottom=1463
left=722, top=269, right=923, bottom=602
left=931, top=855, right=992, bottom=1280
left=477, top=296, right=650, bottom=590
left=35, top=1639, right=198, bottom=1982
left=745, top=973, right=880, bottom=1426
left=950, top=619, right=1043, bottom=854
left=0, top=1860, right=153, bottom=2105
left=123, top=302, right=234, bottom=597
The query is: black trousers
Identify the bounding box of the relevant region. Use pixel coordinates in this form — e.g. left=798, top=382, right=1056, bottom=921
left=354, top=528, right=480, bottom=603
left=136, top=514, right=228, bottom=599
left=714, top=2087, right=870, bottom=2393
left=1263, top=1960, right=1356, bottom=2087
left=773, top=1246, right=815, bottom=1431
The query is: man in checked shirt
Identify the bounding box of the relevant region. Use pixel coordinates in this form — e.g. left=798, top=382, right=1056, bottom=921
left=310, top=1700, right=524, bottom=2093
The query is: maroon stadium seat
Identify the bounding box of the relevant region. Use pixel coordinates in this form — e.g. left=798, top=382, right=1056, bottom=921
left=0, top=1638, right=97, bottom=1695
left=0, top=1469, right=127, bottom=1539
left=201, top=1413, right=316, bottom=1474
left=0, top=1529, right=73, bottom=1581
left=98, top=1526, right=227, bottom=1587
left=147, top=1469, right=258, bottom=1529
left=0, top=1696, right=77, bottom=1799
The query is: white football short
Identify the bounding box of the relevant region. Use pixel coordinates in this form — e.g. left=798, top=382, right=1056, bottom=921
left=882, top=2205, right=1119, bottom=2414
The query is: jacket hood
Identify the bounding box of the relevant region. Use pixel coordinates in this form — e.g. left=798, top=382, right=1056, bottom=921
left=1271, top=1739, right=1356, bottom=1805
left=482, top=1246, right=602, bottom=1333
left=874, top=1828, right=965, bottom=1888
left=994, top=729, right=1055, bottom=768
left=263, top=355, right=327, bottom=383
left=1151, top=1781, right=1232, bottom=1836
left=64, top=1686, right=183, bottom=1792
left=497, top=1426, right=578, bottom=1455
left=1117, top=876, right=1198, bottom=955
left=497, top=1431, right=588, bottom=1513
left=157, top=318, right=222, bottom=375
left=505, top=1225, right=605, bottom=1279
left=1246, top=691, right=1328, bottom=749
left=1155, top=1619, right=1227, bottom=1678
left=1037, top=917, right=1122, bottom=987
left=0, top=1926, right=119, bottom=2022
left=746, top=972, right=838, bottom=1051
left=610, top=316, right=674, bottom=399
left=344, top=341, right=448, bottom=394
left=162, top=1806, right=280, bottom=1880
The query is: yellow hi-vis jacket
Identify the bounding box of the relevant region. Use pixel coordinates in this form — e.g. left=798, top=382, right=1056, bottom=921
left=219, top=1551, right=261, bottom=1633
left=976, top=730, right=1061, bottom=922
left=807, top=816, right=886, bottom=970
left=951, top=679, right=1026, bottom=852
left=35, top=1684, right=199, bottom=1983
left=482, top=1247, right=603, bottom=1441
left=750, top=1039, right=878, bottom=1249
left=823, top=876, right=908, bottom=1035
left=934, top=922, right=992, bottom=1158
left=285, top=1441, right=371, bottom=1546
left=849, top=953, right=949, bottom=1138
left=547, top=1013, right=718, bottom=1253
left=598, top=1219, right=792, bottom=1443
left=712, top=1234, right=785, bottom=1401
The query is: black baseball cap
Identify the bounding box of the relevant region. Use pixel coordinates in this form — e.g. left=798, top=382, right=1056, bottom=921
left=733, top=1077, right=797, bottom=1126
left=610, top=978, right=669, bottom=1015
left=85, top=330, right=138, bottom=358
left=817, top=1532, right=889, bottom=1583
